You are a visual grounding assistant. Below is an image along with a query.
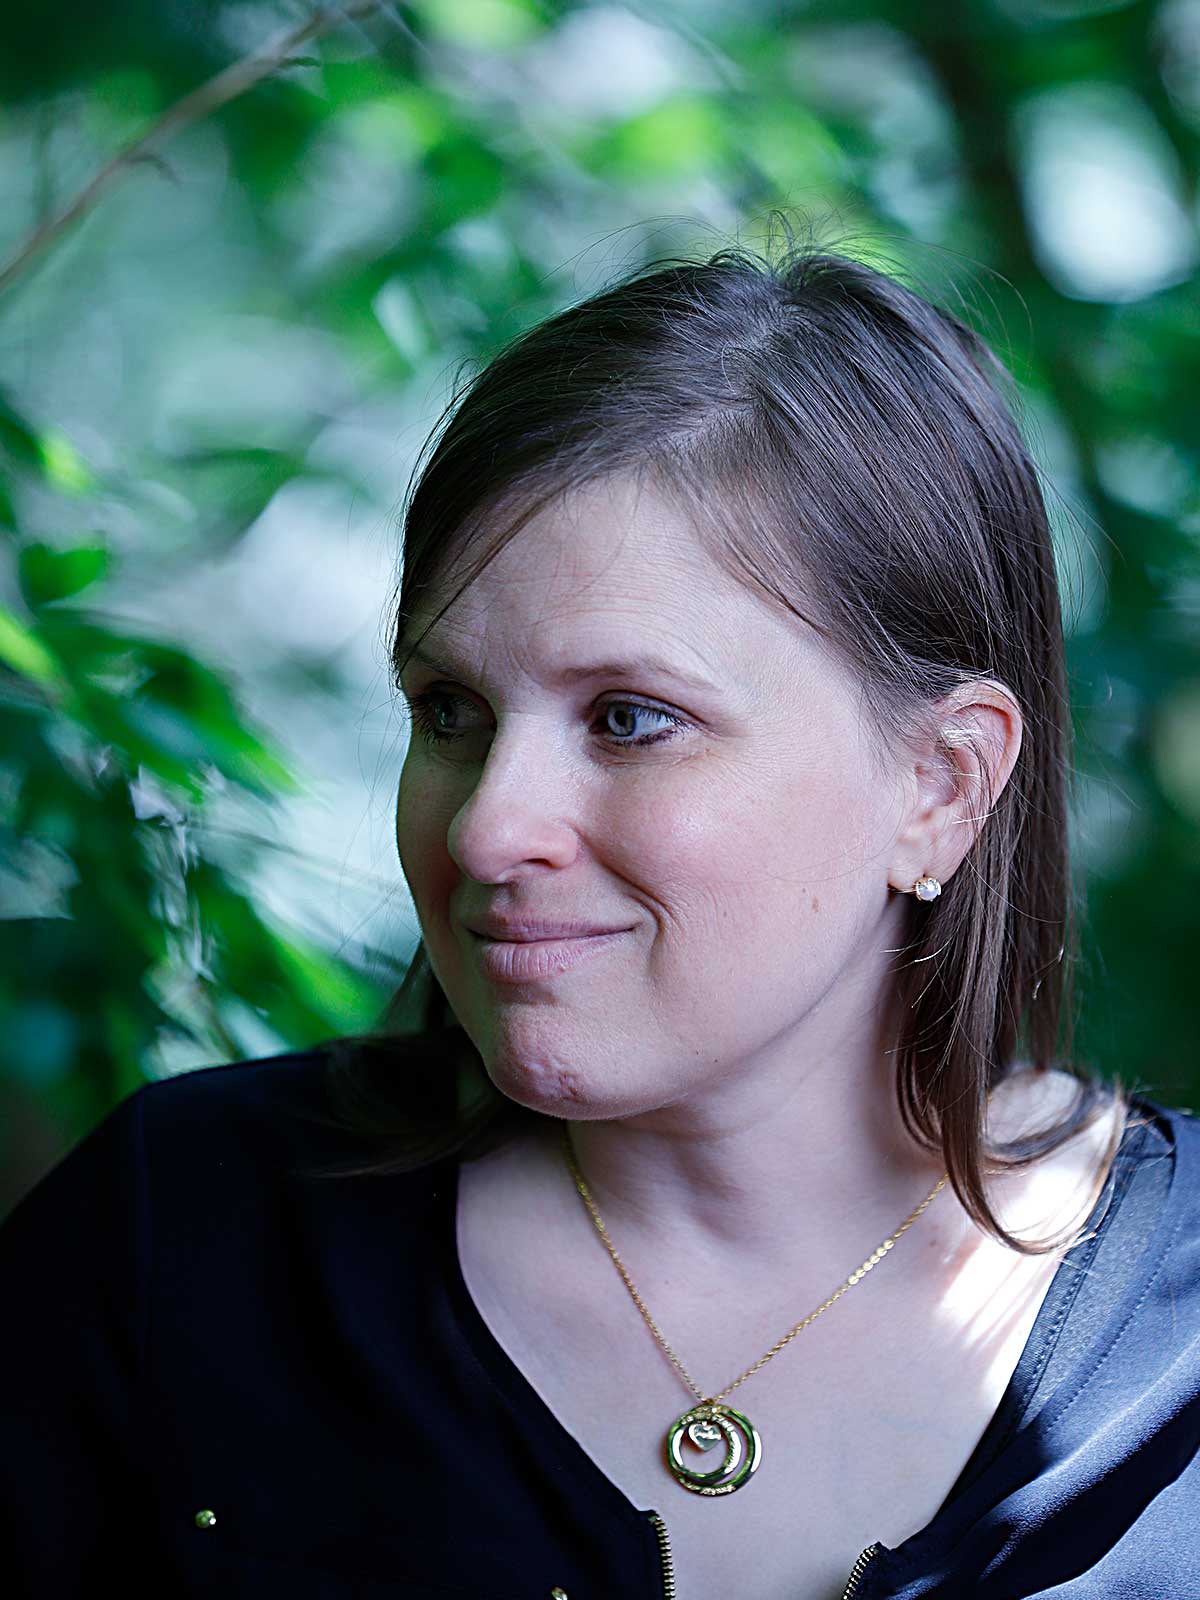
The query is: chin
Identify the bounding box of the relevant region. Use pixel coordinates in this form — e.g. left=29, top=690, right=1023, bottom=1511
left=483, top=1049, right=595, bottom=1113
left=485, top=1051, right=673, bottom=1127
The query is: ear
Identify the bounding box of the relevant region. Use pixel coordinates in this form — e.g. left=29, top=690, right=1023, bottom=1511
left=887, top=679, right=1023, bottom=895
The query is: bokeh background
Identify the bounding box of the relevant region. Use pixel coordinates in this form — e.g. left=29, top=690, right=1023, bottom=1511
left=1, top=0, right=1198, bottom=1215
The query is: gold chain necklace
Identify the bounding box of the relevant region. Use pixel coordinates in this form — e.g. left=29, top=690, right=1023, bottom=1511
left=560, top=1119, right=949, bottom=1496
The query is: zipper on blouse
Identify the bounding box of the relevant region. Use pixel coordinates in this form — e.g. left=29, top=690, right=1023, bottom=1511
left=645, top=1509, right=676, bottom=1598
left=840, top=1542, right=882, bottom=1598
left=645, top=1508, right=878, bottom=1600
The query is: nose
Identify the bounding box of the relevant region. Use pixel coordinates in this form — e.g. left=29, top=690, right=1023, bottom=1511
left=446, top=727, right=583, bottom=880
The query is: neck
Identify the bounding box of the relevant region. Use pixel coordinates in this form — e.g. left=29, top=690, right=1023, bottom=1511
left=539, top=1006, right=957, bottom=1298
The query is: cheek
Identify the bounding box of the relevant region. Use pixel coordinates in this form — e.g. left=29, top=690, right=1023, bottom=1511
left=621, top=749, right=881, bottom=907
left=627, top=763, right=887, bottom=1042
left=395, top=759, right=456, bottom=899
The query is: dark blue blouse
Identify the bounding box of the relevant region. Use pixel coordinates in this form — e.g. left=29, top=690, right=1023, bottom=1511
left=1, top=1048, right=1197, bottom=1598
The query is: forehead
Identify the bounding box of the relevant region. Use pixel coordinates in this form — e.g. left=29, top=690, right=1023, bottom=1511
left=401, top=475, right=814, bottom=694
left=439, top=475, right=719, bottom=608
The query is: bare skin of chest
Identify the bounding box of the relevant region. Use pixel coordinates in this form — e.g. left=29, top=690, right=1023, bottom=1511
left=455, top=1089, right=1120, bottom=1600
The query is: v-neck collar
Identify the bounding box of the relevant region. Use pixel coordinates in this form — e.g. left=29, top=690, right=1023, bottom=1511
left=438, top=1095, right=1181, bottom=1581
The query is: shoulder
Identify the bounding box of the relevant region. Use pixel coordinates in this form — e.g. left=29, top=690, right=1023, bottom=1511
left=984, top=1068, right=1120, bottom=1194
left=980, top=1069, right=1198, bottom=1250
left=132, top=1044, right=459, bottom=1212
left=1130, top=1090, right=1200, bottom=1218
left=2, top=1043, right=449, bottom=1249
left=0, top=1049, right=311, bottom=1245
left=1104, top=1088, right=1200, bottom=1321
left=81, top=1045, right=345, bottom=1203
left=130, top=1044, right=335, bottom=1155
left=138, top=1042, right=331, bottom=1112
left=1143, top=1092, right=1200, bottom=1160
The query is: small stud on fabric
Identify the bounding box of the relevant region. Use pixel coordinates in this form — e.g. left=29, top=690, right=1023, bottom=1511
left=194, top=1509, right=217, bottom=1529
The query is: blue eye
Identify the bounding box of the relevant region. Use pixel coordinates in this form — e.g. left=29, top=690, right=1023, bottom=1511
left=405, top=689, right=687, bottom=750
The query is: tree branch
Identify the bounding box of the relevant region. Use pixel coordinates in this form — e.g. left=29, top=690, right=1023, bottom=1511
left=0, top=1, right=384, bottom=301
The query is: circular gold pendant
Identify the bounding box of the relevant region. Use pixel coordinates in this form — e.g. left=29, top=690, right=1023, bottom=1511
left=665, top=1401, right=762, bottom=1495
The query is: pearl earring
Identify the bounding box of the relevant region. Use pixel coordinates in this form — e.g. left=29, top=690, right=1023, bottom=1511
left=913, top=875, right=942, bottom=901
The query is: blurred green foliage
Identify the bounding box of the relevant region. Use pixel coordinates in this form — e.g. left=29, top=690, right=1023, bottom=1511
left=1, top=0, right=1197, bottom=1208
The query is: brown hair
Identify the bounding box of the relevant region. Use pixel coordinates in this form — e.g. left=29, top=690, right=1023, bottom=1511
left=298, top=232, right=1131, bottom=1255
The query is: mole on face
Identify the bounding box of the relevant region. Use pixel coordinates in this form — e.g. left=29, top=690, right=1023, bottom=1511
left=811, top=896, right=820, bottom=913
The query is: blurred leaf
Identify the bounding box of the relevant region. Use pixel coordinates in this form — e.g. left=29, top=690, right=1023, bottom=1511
left=422, top=132, right=506, bottom=229
left=591, top=95, right=729, bottom=179
left=23, top=612, right=300, bottom=801
left=133, top=645, right=300, bottom=798
left=0, top=609, right=64, bottom=685
left=168, top=446, right=311, bottom=545
left=1152, top=681, right=1200, bottom=823
left=0, top=473, right=18, bottom=531
left=0, top=393, right=45, bottom=472
left=19, top=541, right=111, bottom=607
left=412, top=0, right=545, bottom=50
left=266, top=921, right=388, bottom=1028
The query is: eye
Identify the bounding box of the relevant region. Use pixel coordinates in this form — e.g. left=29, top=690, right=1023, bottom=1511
left=404, top=689, right=688, bottom=751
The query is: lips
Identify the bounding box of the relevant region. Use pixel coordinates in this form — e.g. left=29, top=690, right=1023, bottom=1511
left=473, top=928, right=629, bottom=982
left=465, top=918, right=629, bottom=942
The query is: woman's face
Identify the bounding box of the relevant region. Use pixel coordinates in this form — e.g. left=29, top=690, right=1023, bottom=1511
left=395, top=472, right=916, bottom=1125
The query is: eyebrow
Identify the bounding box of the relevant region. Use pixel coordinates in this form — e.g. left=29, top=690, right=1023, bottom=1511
left=400, top=644, right=719, bottom=695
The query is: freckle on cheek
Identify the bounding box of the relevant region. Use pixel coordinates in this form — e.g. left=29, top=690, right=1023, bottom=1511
left=811, top=896, right=820, bottom=913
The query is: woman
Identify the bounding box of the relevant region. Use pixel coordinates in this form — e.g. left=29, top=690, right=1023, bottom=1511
left=2, top=241, right=1197, bottom=1600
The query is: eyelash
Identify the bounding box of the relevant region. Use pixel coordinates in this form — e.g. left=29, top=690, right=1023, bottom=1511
left=405, top=689, right=688, bottom=751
